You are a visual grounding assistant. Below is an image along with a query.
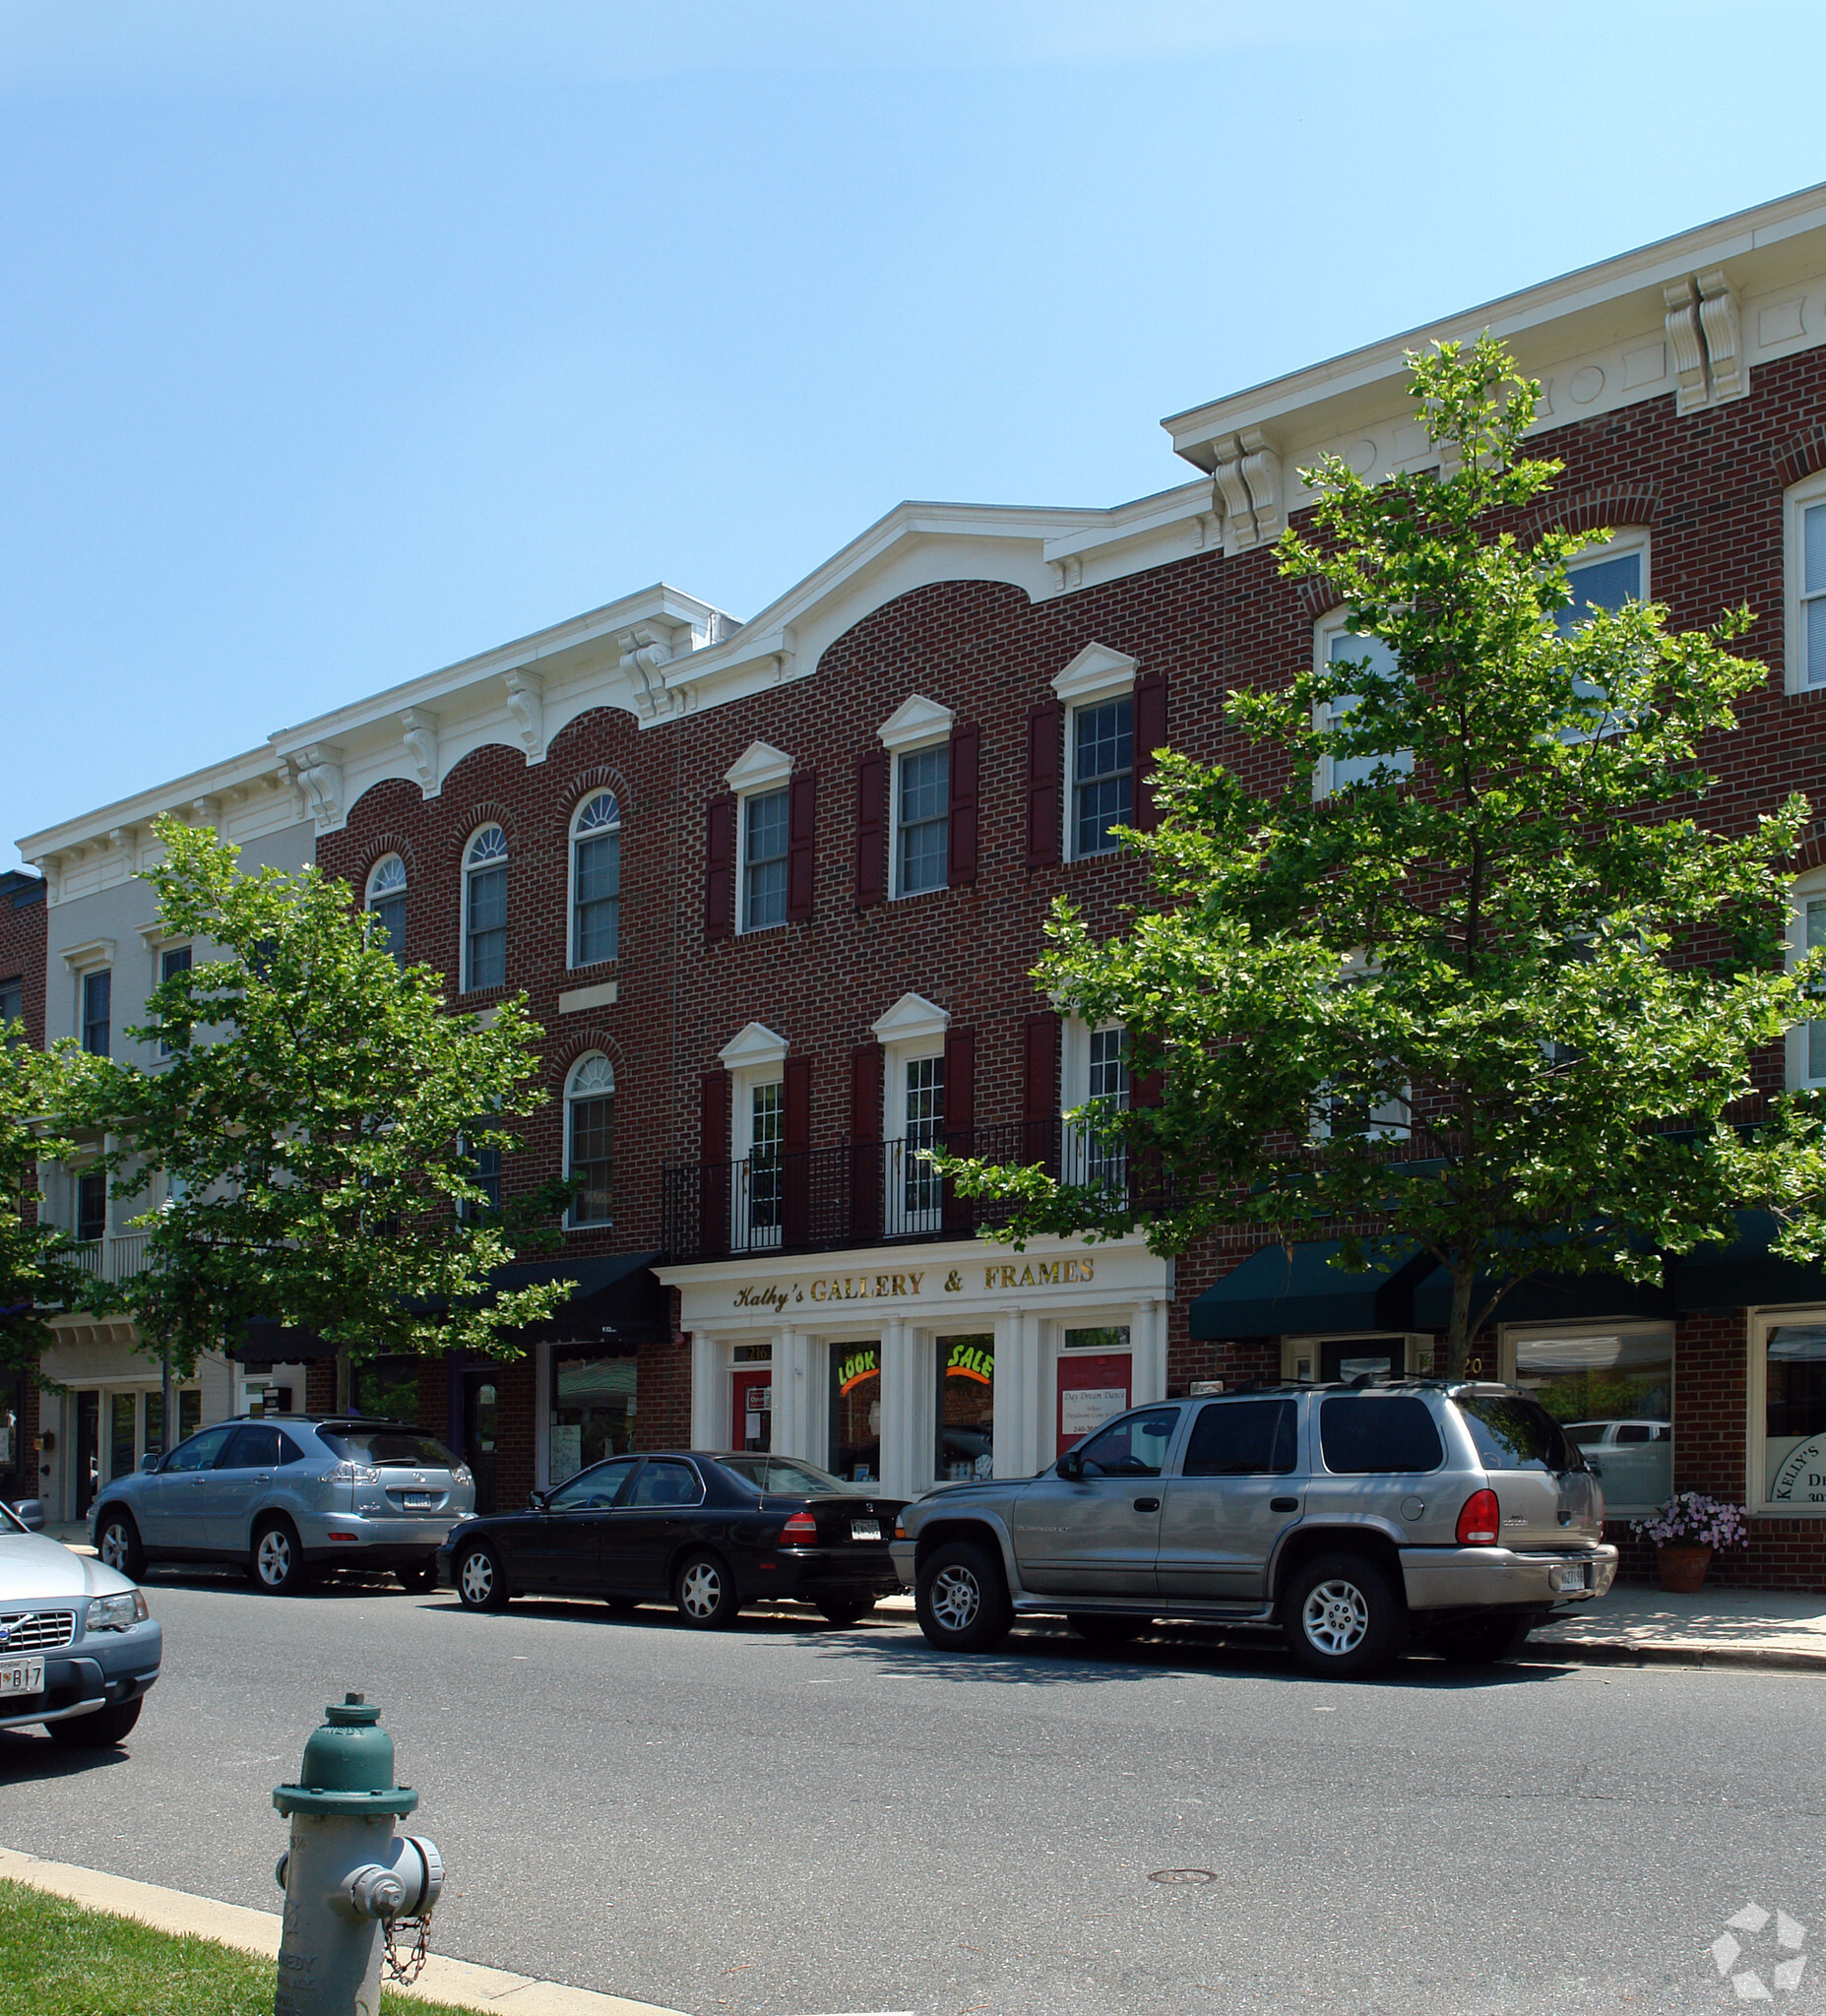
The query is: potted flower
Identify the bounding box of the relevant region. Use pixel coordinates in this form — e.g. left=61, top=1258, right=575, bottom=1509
left=1631, top=1492, right=1750, bottom=1593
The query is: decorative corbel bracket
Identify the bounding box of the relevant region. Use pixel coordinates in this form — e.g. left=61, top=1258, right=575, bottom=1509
left=502, top=667, right=546, bottom=764
left=401, top=708, right=441, bottom=796
left=1665, top=269, right=1744, bottom=413
left=1211, top=428, right=1284, bottom=553
left=297, top=744, right=346, bottom=830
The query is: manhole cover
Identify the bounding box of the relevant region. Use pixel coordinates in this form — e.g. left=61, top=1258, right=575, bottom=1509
left=1149, top=1868, right=1217, bottom=1885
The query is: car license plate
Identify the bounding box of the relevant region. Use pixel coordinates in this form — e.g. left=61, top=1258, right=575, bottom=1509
left=850, top=1519, right=882, bottom=1542
left=0, top=1658, right=44, bottom=1697
left=402, top=1493, right=434, bottom=1511
left=1560, top=1561, right=1587, bottom=1591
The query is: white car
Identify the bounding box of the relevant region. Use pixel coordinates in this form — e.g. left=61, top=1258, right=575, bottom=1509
left=0, top=1497, right=162, bottom=1746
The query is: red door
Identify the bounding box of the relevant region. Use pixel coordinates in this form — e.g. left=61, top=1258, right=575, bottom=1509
left=1056, top=1353, right=1132, bottom=1460
left=732, top=1370, right=772, bottom=1453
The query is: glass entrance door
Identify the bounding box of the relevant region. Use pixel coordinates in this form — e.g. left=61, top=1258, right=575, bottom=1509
left=462, top=1369, right=499, bottom=1516
left=732, top=1369, right=772, bottom=1452
left=76, top=1390, right=99, bottom=1517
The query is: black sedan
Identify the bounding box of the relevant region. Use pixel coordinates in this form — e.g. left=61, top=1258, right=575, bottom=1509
left=436, top=1451, right=907, bottom=1628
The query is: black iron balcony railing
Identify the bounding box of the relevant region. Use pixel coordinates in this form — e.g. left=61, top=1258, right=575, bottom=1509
left=661, top=1116, right=1145, bottom=1264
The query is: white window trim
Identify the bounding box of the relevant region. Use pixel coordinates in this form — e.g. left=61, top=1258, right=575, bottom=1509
left=566, top=793, right=621, bottom=972
left=877, top=695, right=954, bottom=754
left=873, top=992, right=949, bottom=1230
left=1788, top=868, right=1826, bottom=1091
left=364, top=854, right=407, bottom=906
left=562, top=1051, right=615, bottom=1228
left=720, top=1022, right=790, bottom=1163
left=1787, top=472, right=1826, bottom=694
left=733, top=779, right=792, bottom=937
left=1311, top=610, right=1418, bottom=801
left=1051, top=642, right=1137, bottom=709
left=462, top=824, right=508, bottom=995
left=1749, top=1306, right=1826, bottom=1517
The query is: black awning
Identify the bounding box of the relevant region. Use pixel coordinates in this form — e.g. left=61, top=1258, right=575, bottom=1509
left=1189, top=1241, right=1434, bottom=1341
left=1409, top=1263, right=1671, bottom=1330
left=230, top=1252, right=667, bottom=1362
left=1669, top=1211, right=1826, bottom=1311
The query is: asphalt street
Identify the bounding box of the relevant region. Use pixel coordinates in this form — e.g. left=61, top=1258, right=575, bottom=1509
left=1, top=1570, right=1819, bottom=2016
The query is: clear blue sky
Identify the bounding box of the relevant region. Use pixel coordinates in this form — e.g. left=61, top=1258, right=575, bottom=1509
left=5, top=1, right=1825, bottom=867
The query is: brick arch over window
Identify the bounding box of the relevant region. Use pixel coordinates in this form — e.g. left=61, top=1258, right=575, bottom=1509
left=1522, top=487, right=1661, bottom=543
left=546, top=706, right=643, bottom=773
left=561, top=764, right=634, bottom=827
left=358, top=833, right=419, bottom=887
left=1793, top=828, right=1826, bottom=876
left=447, top=800, right=519, bottom=875
left=1776, top=426, right=1826, bottom=490
left=342, top=776, right=424, bottom=836
left=548, top=1027, right=628, bottom=1091
left=1295, top=579, right=1350, bottom=624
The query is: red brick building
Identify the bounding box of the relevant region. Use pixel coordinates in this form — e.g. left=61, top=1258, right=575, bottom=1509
left=27, top=185, right=1826, bottom=1588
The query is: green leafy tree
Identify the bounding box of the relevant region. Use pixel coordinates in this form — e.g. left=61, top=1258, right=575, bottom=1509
left=81, top=818, right=574, bottom=1383
left=0, top=1036, right=107, bottom=1376
left=945, top=335, right=1822, bottom=1376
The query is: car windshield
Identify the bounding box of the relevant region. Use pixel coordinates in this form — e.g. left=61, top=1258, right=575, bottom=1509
left=720, top=1456, right=850, bottom=1496
left=1456, top=1393, right=1581, bottom=1473
left=318, top=1426, right=459, bottom=1469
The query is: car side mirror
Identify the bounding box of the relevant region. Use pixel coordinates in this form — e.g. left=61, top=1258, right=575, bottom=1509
left=141, top=1452, right=161, bottom=1473
left=1058, top=1451, right=1085, bottom=1480
left=10, top=1498, right=44, bottom=1531
left=527, top=1488, right=548, bottom=1511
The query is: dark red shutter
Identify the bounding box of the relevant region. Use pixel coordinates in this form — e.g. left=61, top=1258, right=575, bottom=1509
left=1026, top=701, right=1062, bottom=868
left=704, top=792, right=735, bottom=941
left=947, top=722, right=980, bottom=887
left=1022, top=1011, right=1060, bottom=1169
left=1133, top=670, right=1168, bottom=833
left=849, top=1043, right=884, bottom=1241
left=787, top=771, right=817, bottom=921
left=698, top=1068, right=729, bottom=1256
left=941, top=1027, right=976, bottom=1231
left=854, top=751, right=886, bottom=907
left=1129, top=1040, right=1163, bottom=1211
left=783, top=1054, right=812, bottom=1244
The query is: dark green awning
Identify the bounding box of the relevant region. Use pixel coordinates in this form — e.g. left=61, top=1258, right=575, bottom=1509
left=1669, top=1211, right=1826, bottom=1311
left=1190, top=1241, right=1433, bottom=1341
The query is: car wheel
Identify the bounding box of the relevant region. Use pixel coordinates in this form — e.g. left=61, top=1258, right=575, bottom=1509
left=252, top=1519, right=311, bottom=1596
left=48, top=1699, right=142, bottom=1748
left=1432, top=1613, right=1538, bottom=1665
left=673, top=1551, right=740, bottom=1629
left=1067, top=1612, right=1145, bottom=1646
left=455, top=1544, right=510, bottom=1611
left=914, top=1540, right=1012, bottom=1654
left=1284, top=1553, right=1408, bottom=1679
left=396, top=1558, right=438, bottom=1595
left=815, top=1596, right=874, bottom=1627
left=94, top=1509, right=145, bottom=1581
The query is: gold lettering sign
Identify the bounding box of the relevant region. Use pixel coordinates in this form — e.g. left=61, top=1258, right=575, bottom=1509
left=983, top=1257, right=1095, bottom=1289
left=741, top=1271, right=924, bottom=1311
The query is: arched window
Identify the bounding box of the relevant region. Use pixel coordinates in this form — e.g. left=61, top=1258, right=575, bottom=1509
left=565, top=1054, right=615, bottom=1226
left=570, top=792, right=620, bottom=968
left=364, top=854, right=408, bottom=967
left=464, top=825, right=509, bottom=992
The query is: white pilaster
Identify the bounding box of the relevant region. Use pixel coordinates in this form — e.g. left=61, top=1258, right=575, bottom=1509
left=1132, top=1298, right=1168, bottom=1406
left=879, top=1318, right=913, bottom=1498
left=689, top=1333, right=721, bottom=1450
left=775, top=1329, right=814, bottom=1461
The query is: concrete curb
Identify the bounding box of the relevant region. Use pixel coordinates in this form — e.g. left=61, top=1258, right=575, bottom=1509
left=0, top=1845, right=690, bottom=2016
left=1528, top=1636, right=1826, bottom=1673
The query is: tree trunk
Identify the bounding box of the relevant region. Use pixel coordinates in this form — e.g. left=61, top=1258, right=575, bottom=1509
left=1445, top=1260, right=1476, bottom=1381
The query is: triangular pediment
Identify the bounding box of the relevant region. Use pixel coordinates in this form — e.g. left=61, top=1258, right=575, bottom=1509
left=723, top=740, right=794, bottom=792
left=877, top=694, right=956, bottom=752
left=870, top=991, right=950, bottom=1044
left=718, top=1021, right=790, bottom=1069
left=1051, top=641, right=1139, bottom=703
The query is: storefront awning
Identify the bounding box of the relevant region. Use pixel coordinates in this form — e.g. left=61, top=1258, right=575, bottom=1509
left=230, top=1251, right=667, bottom=1363
left=1669, top=1211, right=1826, bottom=1311
left=1409, top=1258, right=1672, bottom=1330
left=1189, top=1241, right=1435, bottom=1341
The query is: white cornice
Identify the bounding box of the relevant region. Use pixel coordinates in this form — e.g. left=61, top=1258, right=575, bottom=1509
left=17, top=747, right=297, bottom=865
left=1163, top=181, right=1826, bottom=469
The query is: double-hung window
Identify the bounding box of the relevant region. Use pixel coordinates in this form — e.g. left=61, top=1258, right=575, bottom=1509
left=571, top=793, right=620, bottom=966
left=896, top=746, right=949, bottom=897
left=743, top=1080, right=784, bottom=1244
left=742, top=788, right=789, bottom=931
left=364, top=854, right=408, bottom=967
left=898, top=1054, right=945, bottom=1228
left=565, top=1054, right=614, bottom=1227
left=1317, top=619, right=1413, bottom=795
left=77, top=1168, right=107, bottom=1244
left=1555, top=535, right=1648, bottom=732
left=157, top=944, right=191, bottom=1057
left=1071, top=698, right=1133, bottom=857
left=81, top=970, right=111, bottom=1057
left=0, top=977, right=22, bottom=1044
left=1790, top=479, right=1826, bottom=691
left=464, top=825, right=508, bottom=992
left=1083, top=1026, right=1129, bottom=1191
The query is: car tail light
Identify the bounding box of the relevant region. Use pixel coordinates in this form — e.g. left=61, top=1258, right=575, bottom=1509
left=781, top=1509, right=819, bottom=1544
left=1456, top=1487, right=1501, bottom=1546
left=893, top=1515, right=906, bottom=1540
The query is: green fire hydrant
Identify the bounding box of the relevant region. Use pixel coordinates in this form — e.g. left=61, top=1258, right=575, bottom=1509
left=272, top=1694, right=443, bottom=2016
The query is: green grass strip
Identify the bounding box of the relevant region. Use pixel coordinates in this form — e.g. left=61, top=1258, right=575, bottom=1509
left=0, top=1875, right=483, bottom=2016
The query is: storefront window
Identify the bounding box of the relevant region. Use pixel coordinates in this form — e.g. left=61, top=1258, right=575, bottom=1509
left=830, top=1343, right=881, bottom=1482
left=352, top=1357, right=421, bottom=1424
left=550, top=1352, right=637, bottom=1485
left=110, top=1394, right=136, bottom=1483
left=1764, top=1321, right=1826, bottom=1507
left=1512, top=1328, right=1672, bottom=1512
left=179, top=1389, right=201, bottom=1441
left=936, top=1334, right=994, bottom=1480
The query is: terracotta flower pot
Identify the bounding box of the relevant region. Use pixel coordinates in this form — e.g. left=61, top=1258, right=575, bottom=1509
left=1657, top=1544, right=1713, bottom=1594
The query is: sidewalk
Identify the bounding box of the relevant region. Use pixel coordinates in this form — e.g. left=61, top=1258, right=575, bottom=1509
left=1529, top=1584, right=1826, bottom=1670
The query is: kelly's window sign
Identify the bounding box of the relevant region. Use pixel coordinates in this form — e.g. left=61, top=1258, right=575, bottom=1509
left=1763, top=1322, right=1826, bottom=1505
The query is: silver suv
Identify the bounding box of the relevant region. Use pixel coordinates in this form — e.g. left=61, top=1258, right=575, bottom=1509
left=889, top=1381, right=1618, bottom=1678
left=88, top=1416, right=474, bottom=1596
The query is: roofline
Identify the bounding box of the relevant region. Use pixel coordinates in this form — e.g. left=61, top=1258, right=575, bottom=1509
left=17, top=742, right=295, bottom=862
left=1162, top=178, right=1826, bottom=464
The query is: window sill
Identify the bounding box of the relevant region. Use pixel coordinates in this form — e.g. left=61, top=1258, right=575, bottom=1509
left=565, top=1220, right=614, bottom=1234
